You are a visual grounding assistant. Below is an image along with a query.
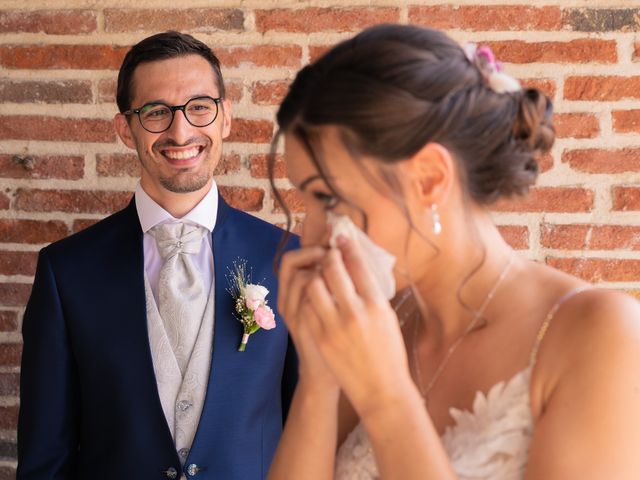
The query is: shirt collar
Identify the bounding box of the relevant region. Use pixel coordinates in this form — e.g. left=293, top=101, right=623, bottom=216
left=135, top=181, right=218, bottom=233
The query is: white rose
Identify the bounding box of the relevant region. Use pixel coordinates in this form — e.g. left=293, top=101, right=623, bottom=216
left=244, top=283, right=269, bottom=311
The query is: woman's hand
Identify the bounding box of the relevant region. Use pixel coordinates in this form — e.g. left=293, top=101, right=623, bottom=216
left=303, top=235, right=417, bottom=420
left=278, top=246, right=341, bottom=395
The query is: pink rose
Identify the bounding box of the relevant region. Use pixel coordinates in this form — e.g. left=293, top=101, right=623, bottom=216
left=254, top=305, right=276, bottom=330
left=244, top=284, right=269, bottom=311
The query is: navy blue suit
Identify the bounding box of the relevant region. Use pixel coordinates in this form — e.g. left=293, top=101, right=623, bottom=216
left=17, top=195, right=298, bottom=479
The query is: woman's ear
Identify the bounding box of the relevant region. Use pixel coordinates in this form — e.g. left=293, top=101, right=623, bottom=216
left=114, top=113, right=136, bottom=150
left=406, top=142, right=455, bottom=207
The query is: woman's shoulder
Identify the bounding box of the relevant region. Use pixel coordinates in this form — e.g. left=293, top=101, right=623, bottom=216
left=533, top=284, right=640, bottom=410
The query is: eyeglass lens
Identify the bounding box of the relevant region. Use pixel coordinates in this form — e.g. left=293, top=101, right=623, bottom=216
left=139, top=97, right=219, bottom=133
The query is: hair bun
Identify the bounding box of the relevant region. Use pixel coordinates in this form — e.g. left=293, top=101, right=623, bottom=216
left=513, top=88, right=555, bottom=154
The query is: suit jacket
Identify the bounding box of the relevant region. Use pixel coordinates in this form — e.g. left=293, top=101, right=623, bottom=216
left=17, top=195, right=299, bottom=480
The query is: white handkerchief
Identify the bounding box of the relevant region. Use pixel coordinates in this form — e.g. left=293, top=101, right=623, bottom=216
left=327, top=213, right=396, bottom=300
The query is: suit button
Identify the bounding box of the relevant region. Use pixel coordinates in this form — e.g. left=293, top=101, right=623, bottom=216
left=164, top=467, right=178, bottom=479
left=186, top=463, right=200, bottom=476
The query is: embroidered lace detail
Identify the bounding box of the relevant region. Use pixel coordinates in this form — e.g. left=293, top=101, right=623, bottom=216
left=335, top=367, right=533, bottom=480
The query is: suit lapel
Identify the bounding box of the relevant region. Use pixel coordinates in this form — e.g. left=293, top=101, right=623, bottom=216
left=112, top=200, right=178, bottom=453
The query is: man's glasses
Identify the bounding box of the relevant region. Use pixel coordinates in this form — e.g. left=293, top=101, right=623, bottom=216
left=123, top=96, right=223, bottom=133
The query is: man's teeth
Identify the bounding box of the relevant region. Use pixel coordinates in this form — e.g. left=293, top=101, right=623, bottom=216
left=164, top=148, right=200, bottom=160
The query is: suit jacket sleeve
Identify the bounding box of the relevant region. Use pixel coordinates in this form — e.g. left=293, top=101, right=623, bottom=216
left=17, top=248, right=80, bottom=479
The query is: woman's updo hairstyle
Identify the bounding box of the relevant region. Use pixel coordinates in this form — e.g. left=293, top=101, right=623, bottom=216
left=274, top=23, right=555, bottom=205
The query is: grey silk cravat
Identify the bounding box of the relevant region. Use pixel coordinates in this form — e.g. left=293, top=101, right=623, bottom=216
left=149, top=223, right=208, bottom=376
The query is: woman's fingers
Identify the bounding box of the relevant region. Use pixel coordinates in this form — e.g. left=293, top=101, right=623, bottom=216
left=278, top=246, right=326, bottom=315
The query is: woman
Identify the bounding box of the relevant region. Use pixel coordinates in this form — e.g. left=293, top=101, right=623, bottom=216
left=268, top=24, right=640, bottom=479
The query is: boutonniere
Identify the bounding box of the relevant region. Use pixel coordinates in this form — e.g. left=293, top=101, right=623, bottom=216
left=227, top=260, right=276, bottom=352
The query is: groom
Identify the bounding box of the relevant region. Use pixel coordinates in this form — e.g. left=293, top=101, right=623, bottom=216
left=17, top=31, right=297, bottom=479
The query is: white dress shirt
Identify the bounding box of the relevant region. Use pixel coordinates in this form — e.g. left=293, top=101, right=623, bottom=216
left=135, top=182, right=217, bottom=305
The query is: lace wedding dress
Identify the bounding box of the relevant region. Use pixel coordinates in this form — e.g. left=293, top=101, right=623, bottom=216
left=334, top=288, right=589, bottom=480
left=335, top=366, right=532, bottom=480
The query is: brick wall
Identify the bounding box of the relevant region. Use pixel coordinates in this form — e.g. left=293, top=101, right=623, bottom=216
left=1, top=1, right=640, bottom=475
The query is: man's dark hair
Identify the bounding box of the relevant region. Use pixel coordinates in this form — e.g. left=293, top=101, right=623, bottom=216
left=116, top=30, right=225, bottom=113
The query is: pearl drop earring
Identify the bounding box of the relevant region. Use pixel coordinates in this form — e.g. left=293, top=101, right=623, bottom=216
left=431, top=204, right=442, bottom=235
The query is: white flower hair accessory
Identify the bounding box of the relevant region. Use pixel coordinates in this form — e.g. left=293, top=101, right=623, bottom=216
left=464, top=43, right=521, bottom=94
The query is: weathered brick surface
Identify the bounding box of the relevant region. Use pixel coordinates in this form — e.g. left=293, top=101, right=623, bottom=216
left=0, top=80, right=92, bottom=104
left=409, top=6, right=562, bottom=31
left=0, top=154, right=84, bottom=180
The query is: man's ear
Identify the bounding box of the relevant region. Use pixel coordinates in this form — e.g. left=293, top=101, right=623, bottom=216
left=220, top=99, right=232, bottom=139
left=407, top=142, right=455, bottom=207
left=114, top=113, right=137, bottom=150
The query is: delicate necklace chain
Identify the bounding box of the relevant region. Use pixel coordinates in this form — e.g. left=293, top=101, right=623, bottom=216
left=412, top=254, right=515, bottom=403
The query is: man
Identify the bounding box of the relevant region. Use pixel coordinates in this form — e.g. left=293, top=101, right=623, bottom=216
left=17, top=31, right=297, bottom=480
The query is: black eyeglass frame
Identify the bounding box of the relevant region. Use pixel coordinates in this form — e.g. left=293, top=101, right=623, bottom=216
left=122, top=95, right=224, bottom=133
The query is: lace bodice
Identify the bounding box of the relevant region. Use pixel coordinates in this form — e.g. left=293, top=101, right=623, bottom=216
left=335, top=367, right=533, bottom=480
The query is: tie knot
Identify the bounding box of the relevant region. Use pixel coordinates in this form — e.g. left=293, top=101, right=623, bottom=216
left=149, top=223, right=207, bottom=259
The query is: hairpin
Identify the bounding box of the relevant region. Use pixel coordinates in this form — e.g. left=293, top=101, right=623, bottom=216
left=464, top=43, right=521, bottom=94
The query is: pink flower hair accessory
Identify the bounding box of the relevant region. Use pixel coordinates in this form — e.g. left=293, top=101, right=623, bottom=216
left=464, top=43, right=521, bottom=94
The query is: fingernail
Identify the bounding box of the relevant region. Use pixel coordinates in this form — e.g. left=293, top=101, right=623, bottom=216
left=336, top=234, right=348, bottom=247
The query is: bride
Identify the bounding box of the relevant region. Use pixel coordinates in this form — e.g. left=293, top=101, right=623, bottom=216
left=267, top=24, right=640, bottom=479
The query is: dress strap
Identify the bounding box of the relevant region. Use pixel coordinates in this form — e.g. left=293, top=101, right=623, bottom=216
left=529, top=286, right=594, bottom=367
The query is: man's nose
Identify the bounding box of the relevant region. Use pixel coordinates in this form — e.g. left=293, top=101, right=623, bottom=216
left=165, top=109, right=194, bottom=144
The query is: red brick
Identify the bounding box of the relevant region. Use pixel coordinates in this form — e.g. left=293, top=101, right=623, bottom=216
left=563, top=149, right=640, bottom=174
left=104, top=8, right=244, bottom=33
left=497, top=225, right=529, bottom=250
left=0, top=373, right=19, bottom=396
left=255, top=7, right=398, bottom=33
left=0, top=311, right=18, bottom=331
left=613, top=187, right=640, bottom=211
left=96, top=154, right=140, bottom=177
left=225, top=80, right=244, bottom=103
left=309, top=45, right=331, bottom=64
left=72, top=219, right=100, bottom=233
left=97, top=78, right=116, bottom=104
left=14, top=189, right=131, bottom=214
left=547, top=257, right=640, bottom=283
left=251, top=81, right=290, bottom=106
left=0, top=284, right=31, bottom=307
left=0, top=45, right=128, bottom=70
left=554, top=113, right=600, bottom=139
left=227, top=119, right=273, bottom=144
left=542, top=224, right=640, bottom=250
left=538, top=152, right=553, bottom=173
left=0, top=192, right=9, bottom=210
left=564, top=76, right=640, bottom=101
left=218, top=45, right=302, bottom=68
left=486, top=39, right=616, bottom=64
left=0, top=116, right=115, bottom=143
left=0, top=154, right=84, bottom=180
left=273, top=189, right=305, bottom=214
left=213, top=153, right=241, bottom=176
left=0, top=251, right=37, bottom=276
left=249, top=154, right=286, bottom=178
left=219, top=186, right=264, bottom=211
left=612, top=109, right=640, bottom=133
left=409, top=5, right=562, bottom=31
left=520, top=78, right=556, bottom=99
left=0, top=406, right=18, bottom=429
left=0, top=9, right=97, bottom=34
left=0, top=79, right=92, bottom=104
left=0, top=219, right=69, bottom=244
left=0, top=467, right=15, bottom=480
left=492, top=187, right=593, bottom=213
